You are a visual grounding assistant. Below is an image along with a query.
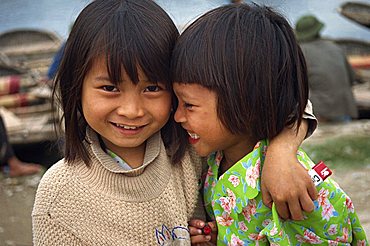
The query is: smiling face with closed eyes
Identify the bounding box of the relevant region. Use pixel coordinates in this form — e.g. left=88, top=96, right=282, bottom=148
left=173, top=82, right=253, bottom=165
left=81, top=57, right=172, bottom=166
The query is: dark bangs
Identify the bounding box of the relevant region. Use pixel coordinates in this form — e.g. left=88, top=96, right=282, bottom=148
left=172, top=4, right=308, bottom=140
left=172, top=6, right=254, bottom=135
left=87, top=0, right=178, bottom=87
left=172, top=7, right=234, bottom=89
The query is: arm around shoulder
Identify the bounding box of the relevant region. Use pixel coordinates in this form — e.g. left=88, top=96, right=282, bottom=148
left=261, top=119, right=318, bottom=220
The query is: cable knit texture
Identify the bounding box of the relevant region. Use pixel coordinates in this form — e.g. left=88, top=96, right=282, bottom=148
left=32, top=128, right=205, bottom=245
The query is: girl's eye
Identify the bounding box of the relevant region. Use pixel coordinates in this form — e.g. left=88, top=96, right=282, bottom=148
left=102, top=85, right=118, bottom=92
left=184, top=102, right=194, bottom=109
left=144, top=85, right=160, bottom=92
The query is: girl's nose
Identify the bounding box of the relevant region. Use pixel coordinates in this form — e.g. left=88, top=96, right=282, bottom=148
left=116, top=95, right=145, bottom=119
left=174, top=105, right=185, bottom=123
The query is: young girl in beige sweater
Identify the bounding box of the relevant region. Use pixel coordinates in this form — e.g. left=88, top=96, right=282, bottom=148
left=32, top=0, right=318, bottom=245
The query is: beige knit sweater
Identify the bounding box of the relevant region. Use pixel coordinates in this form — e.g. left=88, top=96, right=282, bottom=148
left=32, top=129, right=205, bottom=245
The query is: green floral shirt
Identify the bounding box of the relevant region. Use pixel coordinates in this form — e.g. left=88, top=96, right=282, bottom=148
left=203, top=140, right=368, bottom=245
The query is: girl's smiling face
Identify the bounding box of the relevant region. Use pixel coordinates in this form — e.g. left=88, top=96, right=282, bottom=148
left=82, top=57, right=171, bottom=166
left=173, top=82, right=253, bottom=163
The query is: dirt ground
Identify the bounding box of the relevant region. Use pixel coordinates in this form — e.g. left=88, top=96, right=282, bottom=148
left=0, top=120, right=369, bottom=245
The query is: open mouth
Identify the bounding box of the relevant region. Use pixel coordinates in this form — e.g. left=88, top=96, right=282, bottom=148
left=187, top=132, right=200, bottom=140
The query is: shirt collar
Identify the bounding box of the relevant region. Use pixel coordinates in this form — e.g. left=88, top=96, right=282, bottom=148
left=206, top=140, right=268, bottom=199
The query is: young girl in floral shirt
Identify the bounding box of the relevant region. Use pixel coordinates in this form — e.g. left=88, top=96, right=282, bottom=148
left=172, top=3, right=368, bottom=245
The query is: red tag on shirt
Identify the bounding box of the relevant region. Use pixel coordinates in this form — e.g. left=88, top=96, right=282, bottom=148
left=308, top=161, right=332, bottom=186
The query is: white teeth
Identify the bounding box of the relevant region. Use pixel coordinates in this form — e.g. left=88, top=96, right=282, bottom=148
left=188, top=132, right=200, bottom=139
left=116, top=123, right=138, bottom=129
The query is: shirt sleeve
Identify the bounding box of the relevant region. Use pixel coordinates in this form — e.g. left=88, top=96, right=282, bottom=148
left=303, top=99, right=317, bottom=138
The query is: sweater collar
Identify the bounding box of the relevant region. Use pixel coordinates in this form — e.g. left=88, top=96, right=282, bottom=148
left=74, top=128, right=172, bottom=201
left=86, top=127, right=161, bottom=176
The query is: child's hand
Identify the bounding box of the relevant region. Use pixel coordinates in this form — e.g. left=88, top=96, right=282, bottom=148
left=262, top=120, right=318, bottom=221
left=188, top=219, right=217, bottom=245
left=261, top=148, right=318, bottom=220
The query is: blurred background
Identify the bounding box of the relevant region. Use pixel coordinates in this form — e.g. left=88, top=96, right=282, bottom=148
left=1, top=0, right=370, bottom=39
left=0, top=0, right=369, bottom=245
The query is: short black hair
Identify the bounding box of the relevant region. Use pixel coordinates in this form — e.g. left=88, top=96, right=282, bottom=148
left=172, top=3, right=308, bottom=141
left=53, top=0, right=182, bottom=165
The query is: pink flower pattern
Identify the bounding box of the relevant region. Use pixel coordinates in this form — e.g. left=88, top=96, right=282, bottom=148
left=229, top=234, right=244, bottom=246
left=238, top=221, right=248, bottom=232
left=248, top=233, right=259, bottom=241
left=216, top=213, right=234, bottom=227
left=322, top=203, right=335, bottom=221
left=328, top=224, right=338, bottom=235
left=317, top=188, right=330, bottom=207
left=203, top=140, right=368, bottom=245
left=219, top=188, right=236, bottom=214
left=262, top=219, right=272, bottom=227
left=241, top=199, right=257, bottom=223
left=269, top=224, right=278, bottom=236
left=228, top=175, right=240, bottom=187
left=345, top=196, right=355, bottom=213
left=245, top=164, right=259, bottom=189
left=328, top=240, right=339, bottom=246
left=357, top=239, right=367, bottom=246
left=296, top=229, right=323, bottom=244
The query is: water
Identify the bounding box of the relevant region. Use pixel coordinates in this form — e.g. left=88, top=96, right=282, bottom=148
left=0, top=0, right=369, bottom=41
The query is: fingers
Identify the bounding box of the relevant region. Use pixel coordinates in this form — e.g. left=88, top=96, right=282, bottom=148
left=206, top=221, right=218, bottom=233
left=261, top=188, right=273, bottom=209
left=274, top=200, right=290, bottom=220
left=189, top=224, right=212, bottom=244
left=190, top=234, right=211, bottom=244
left=274, top=193, right=315, bottom=220
left=189, top=219, right=205, bottom=229
left=189, top=226, right=202, bottom=236
left=204, top=221, right=218, bottom=245
left=307, top=179, right=318, bottom=201
left=287, top=198, right=304, bottom=221
left=189, top=220, right=213, bottom=245
left=300, top=190, right=315, bottom=213
left=189, top=220, right=218, bottom=245
left=299, top=170, right=317, bottom=213
left=275, top=191, right=315, bottom=221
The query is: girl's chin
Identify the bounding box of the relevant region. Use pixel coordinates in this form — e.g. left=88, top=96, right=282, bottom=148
left=193, top=148, right=212, bottom=158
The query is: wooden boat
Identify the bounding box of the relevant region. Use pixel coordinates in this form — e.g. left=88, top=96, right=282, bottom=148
left=0, top=77, right=56, bottom=144
left=348, top=55, right=370, bottom=69
left=331, top=38, right=370, bottom=57
left=0, top=29, right=61, bottom=144
left=0, top=63, right=25, bottom=77
left=329, top=38, right=370, bottom=69
left=337, top=3, right=370, bottom=72
left=338, top=1, right=370, bottom=28
left=0, top=28, right=62, bottom=74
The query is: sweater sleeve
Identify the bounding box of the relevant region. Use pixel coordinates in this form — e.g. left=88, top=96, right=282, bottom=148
left=32, top=160, right=82, bottom=245
left=33, top=214, right=84, bottom=246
